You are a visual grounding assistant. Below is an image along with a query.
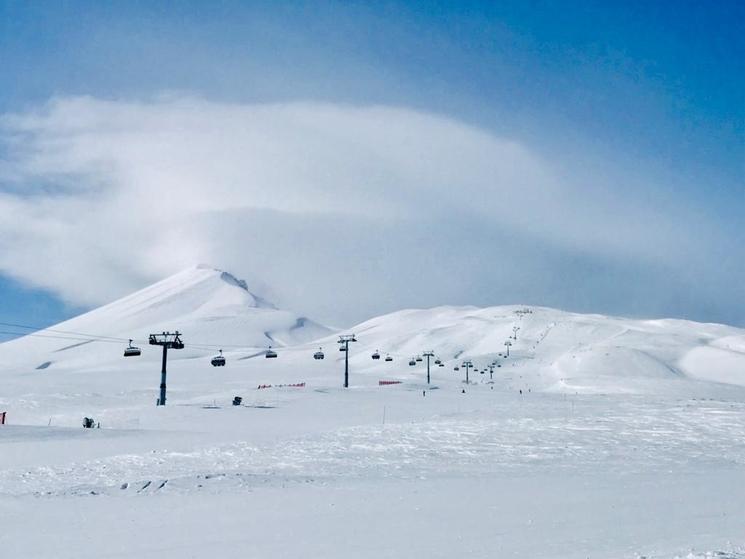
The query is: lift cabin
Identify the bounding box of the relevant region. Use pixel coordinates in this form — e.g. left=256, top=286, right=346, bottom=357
left=454, top=366, right=460, bottom=371
left=434, top=358, right=442, bottom=365
left=371, top=350, right=381, bottom=360
left=409, top=358, right=416, bottom=366
left=385, top=354, right=393, bottom=362
left=265, top=346, right=278, bottom=359
left=123, top=340, right=141, bottom=357
left=313, top=348, right=325, bottom=360
left=211, top=349, right=226, bottom=367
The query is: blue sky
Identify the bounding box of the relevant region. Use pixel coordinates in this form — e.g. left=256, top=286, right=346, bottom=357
left=0, top=0, right=743, bottom=332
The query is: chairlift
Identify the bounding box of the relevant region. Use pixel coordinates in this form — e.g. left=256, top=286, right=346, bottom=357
left=438, top=363, right=444, bottom=367
left=415, top=355, right=423, bottom=362
left=123, top=340, right=141, bottom=357
left=372, top=350, right=381, bottom=360
left=313, top=348, right=325, bottom=360
left=409, top=358, right=416, bottom=366
left=454, top=366, right=460, bottom=371
left=434, top=358, right=442, bottom=365
left=211, top=349, right=226, bottom=367
left=339, top=346, right=347, bottom=352
left=385, top=354, right=393, bottom=362
left=265, top=346, right=278, bottom=359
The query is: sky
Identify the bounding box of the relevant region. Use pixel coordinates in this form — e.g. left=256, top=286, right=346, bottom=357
left=0, top=0, right=743, bottom=333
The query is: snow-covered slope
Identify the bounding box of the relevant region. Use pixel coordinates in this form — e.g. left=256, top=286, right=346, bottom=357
left=3, top=283, right=744, bottom=393
left=325, top=305, right=745, bottom=393
left=0, top=265, right=332, bottom=371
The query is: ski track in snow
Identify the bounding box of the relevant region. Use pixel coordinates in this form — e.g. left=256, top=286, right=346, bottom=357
left=3, top=397, right=745, bottom=498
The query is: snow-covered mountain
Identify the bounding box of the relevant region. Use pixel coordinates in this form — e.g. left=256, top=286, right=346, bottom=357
left=0, top=265, right=332, bottom=371
left=2, top=270, right=744, bottom=394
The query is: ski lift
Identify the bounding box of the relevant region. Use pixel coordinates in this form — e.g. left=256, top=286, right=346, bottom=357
left=313, top=348, right=325, bottom=360
left=409, top=358, right=416, bottom=366
left=371, top=350, right=381, bottom=360
left=385, top=354, right=393, bottom=362
left=415, top=355, right=423, bottom=362
left=339, top=345, right=347, bottom=352
left=211, top=349, right=226, bottom=367
left=480, top=370, right=485, bottom=374
left=123, top=340, right=141, bottom=357
left=434, top=358, right=441, bottom=365
left=438, top=363, right=444, bottom=367
left=265, top=346, right=278, bottom=359
left=454, top=366, right=460, bottom=371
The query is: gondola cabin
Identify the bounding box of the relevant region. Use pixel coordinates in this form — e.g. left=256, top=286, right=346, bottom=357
left=409, top=359, right=416, bottom=366
left=371, top=351, right=380, bottom=360
left=265, top=347, right=278, bottom=359
left=313, top=348, right=325, bottom=360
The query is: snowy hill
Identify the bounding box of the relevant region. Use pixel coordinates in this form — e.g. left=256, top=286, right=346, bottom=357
left=325, top=305, right=745, bottom=393
left=2, top=278, right=744, bottom=394
left=0, top=265, right=332, bottom=371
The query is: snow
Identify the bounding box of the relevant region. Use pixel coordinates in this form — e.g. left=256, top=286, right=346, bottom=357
left=1, top=269, right=745, bottom=558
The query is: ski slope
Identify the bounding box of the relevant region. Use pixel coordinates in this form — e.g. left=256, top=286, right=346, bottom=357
left=1, top=269, right=745, bottom=559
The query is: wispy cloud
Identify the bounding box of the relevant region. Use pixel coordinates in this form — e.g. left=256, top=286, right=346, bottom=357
left=0, top=96, right=738, bottom=325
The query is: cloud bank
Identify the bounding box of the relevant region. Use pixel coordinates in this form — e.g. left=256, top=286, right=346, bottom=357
left=0, top=96, right=739, bottom=325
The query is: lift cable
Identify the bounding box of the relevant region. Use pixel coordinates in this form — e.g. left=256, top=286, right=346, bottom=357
left=0, top=321, right=131, bottom=343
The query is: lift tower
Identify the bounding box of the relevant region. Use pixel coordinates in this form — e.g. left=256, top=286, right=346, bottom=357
left=338, top=334, right=357, bottom=388
left=462, top=360, right=473, bottom=384
left=423, top=351, right=435, bottom=384
left=149, top=331, right=184, bottom=406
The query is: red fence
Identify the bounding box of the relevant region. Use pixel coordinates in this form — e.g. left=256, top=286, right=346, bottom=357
left=378, top=380, right=402, bottom=386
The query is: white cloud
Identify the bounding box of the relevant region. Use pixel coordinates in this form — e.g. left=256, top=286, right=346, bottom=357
left=0, top=96, right=729, bottom=325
